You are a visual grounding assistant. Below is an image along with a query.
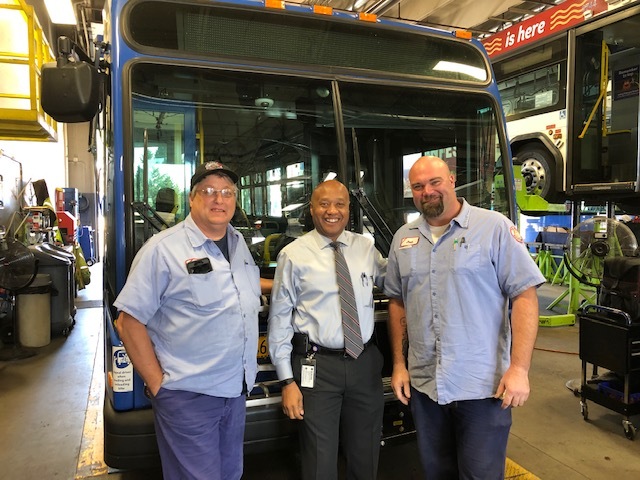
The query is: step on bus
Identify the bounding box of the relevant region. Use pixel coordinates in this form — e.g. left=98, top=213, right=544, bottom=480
left=42, top=0, right=518, bottom=470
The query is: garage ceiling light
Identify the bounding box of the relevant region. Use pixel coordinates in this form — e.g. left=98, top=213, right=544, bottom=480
left=44, top=0, right=76, bottom=25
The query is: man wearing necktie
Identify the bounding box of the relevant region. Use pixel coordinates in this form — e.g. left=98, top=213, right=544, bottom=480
left=268, top=180, right=387, bottom=480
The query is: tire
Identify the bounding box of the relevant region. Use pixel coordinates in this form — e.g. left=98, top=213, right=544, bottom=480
left=515, top=145, right=561, bottom=203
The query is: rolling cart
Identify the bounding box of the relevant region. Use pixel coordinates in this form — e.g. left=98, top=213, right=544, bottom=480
left=578, top=305, right=640, bottom=440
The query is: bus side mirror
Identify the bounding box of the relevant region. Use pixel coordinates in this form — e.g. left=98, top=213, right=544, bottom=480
left=41, top=61, right=101, bottom=123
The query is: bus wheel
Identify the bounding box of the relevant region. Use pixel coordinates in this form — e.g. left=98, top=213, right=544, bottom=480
left=517, top=146, right=558, bottom=202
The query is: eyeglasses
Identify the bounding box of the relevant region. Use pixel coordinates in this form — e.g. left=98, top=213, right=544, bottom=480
left=196, top=187, right=236, bottom=198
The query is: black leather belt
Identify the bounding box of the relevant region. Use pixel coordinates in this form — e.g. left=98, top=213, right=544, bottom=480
left=292, top=332, right=374, bottom=357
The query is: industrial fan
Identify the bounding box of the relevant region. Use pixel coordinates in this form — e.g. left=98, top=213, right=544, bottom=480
left=0, top=230, right=38, bottom=360
left=540, top=216, right=638, bottom=327
left=563, top=216, right=638, bottom=288
left=562, top=217, right=638, bottom=397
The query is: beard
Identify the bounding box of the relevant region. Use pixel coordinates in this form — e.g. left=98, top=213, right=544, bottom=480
left=420, top=196, right=444, bottom=218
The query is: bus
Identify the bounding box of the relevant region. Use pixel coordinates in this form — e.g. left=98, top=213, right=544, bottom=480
left=483, top=0, right=640, bottom=213
left=42, top=0, right=517, bottom=470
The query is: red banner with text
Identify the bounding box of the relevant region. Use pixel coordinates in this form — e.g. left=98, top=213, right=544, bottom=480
left=481, top=0, right=609, bottom=58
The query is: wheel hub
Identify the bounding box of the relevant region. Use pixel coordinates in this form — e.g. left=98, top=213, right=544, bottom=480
left=520, top=159, right=547, bottom=196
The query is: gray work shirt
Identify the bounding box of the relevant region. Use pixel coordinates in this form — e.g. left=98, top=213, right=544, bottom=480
left=384, top=199, right=545, bottom=404
left=114, top=214, right=260, bottom=398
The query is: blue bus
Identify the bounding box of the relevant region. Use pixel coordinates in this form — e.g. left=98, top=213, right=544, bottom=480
left=41, top=0, right=517, bottom=470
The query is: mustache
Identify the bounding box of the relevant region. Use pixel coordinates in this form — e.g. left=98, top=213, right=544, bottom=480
left=421, top=194, right=441, bottom=203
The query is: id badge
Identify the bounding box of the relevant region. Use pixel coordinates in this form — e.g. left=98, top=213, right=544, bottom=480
left=300, top=357, right=316, bottom=388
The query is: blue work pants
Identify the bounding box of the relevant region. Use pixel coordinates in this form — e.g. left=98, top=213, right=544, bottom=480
left=151, top=388, right=246, bottom=480
left=410, top=387, right=511, bottom=480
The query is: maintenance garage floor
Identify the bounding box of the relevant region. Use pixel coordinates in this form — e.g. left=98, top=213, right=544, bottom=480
left=1, top=264, right=640, bottom=480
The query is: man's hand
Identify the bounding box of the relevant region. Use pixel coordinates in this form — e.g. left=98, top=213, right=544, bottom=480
left=494, top=366, right=530, bottom=409
left=281, top=382, right=304, bottom=420
left=391, top=365, right=412, bottom=405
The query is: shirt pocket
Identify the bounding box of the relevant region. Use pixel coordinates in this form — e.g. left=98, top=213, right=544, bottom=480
left=450, top=243, right=481, bottom=275
left=354, top=270, right=375, bottom=309
left=405, top=247, right=429, bottom=293
left=188, top=271, right=223, bottom=307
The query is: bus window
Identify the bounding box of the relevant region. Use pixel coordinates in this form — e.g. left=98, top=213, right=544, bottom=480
left=494, top=37, right=567, bottom=122
left=340, top=82, right=508, bottom=249
left=498, top=64, right=562, bottom=117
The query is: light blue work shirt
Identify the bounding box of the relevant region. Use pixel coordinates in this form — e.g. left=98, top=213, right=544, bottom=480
left=384, top=199, right=545, bottom=404
left=268, top=229, right=387, bottom=381
left=114, top=214, right=260, bottom=398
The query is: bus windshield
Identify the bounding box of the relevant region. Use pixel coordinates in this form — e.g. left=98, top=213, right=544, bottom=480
left=127, top=64, right=508, bottom=264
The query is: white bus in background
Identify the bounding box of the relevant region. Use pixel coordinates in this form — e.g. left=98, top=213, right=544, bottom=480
left=483, top=0, right=640, bottom=214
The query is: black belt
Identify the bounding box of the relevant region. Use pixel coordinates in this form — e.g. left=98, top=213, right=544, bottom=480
left=292, top=332, right=374, bottom=357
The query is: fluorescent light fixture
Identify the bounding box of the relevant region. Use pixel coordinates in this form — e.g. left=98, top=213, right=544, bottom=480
left=45, top=0, right=76, bottom=25
left=433, top=61, right=487, bottom=81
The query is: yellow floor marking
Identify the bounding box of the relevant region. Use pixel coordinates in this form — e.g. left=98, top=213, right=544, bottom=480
left=75, top=320, right=108, bottom=478
left=505, top=457, right=541, bottom=479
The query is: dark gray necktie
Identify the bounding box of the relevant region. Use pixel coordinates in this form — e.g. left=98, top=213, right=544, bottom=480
left=330, top=242, right=364, bottom=358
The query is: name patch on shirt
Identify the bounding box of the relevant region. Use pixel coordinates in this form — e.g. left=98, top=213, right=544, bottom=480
left=399, top=236, right=420, bottom=249
left=510, top=226, right=524, bottom=243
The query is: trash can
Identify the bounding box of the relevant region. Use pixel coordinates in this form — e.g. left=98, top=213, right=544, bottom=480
left=17, top=274, right=52, bottom=347
left=28, top=245, right=75, bottom=336
left=40, top=243, right=77, bottom=317
left=78, top=226, right=95, bottom=265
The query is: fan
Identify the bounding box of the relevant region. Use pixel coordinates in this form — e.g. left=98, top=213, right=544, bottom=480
left=0, top=230, right=38, bottom=360
left=564, top=216, right=638, bottom=288
left=561, top=217, right=638, bottom=396
left=540, top=217, right=638, bottom=327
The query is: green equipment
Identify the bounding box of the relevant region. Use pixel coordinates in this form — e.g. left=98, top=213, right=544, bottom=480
left=540, top=217, right=637, bottom=326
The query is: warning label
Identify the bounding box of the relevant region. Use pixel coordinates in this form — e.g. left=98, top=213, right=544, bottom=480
left=112, top=346, right=133, bottom=392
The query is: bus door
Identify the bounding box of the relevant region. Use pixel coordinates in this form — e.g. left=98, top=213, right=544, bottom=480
left=572, top=18, right=640, bottom=197
left=130, top=99, right=196, bottom=251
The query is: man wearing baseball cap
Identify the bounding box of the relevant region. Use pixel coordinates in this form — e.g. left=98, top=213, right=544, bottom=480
left=190, top=160, right=239, bottom=189
left=114, top=161, right=261, bottom=479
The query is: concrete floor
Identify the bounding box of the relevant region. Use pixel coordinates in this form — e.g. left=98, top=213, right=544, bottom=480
left=1, top=265, right=640, bottom=479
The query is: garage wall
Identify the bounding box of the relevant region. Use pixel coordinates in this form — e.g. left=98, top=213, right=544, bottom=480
left=0, top=122, right=96, bottom=206
left=67, top=122, right=100, bottom=231
left=0, top=124, right=66, bottom=205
